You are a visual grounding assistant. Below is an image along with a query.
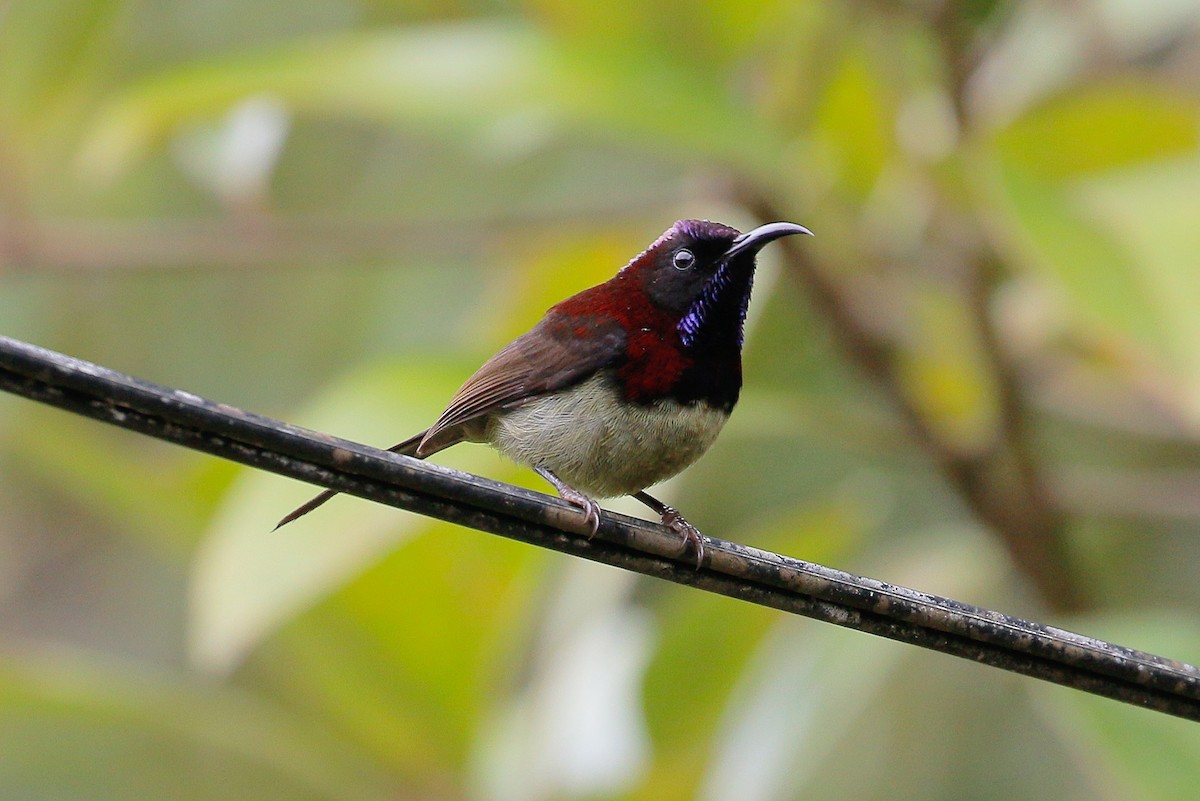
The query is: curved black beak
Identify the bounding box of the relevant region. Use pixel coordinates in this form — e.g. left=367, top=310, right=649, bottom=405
left=724, top=221, right=813, bottom=261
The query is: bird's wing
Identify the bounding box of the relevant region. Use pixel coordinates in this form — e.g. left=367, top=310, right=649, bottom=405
left=418, top=312, right=626, bottom=454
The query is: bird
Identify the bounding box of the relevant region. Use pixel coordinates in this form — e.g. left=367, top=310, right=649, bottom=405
left=276, top=218, right=812, bottom=566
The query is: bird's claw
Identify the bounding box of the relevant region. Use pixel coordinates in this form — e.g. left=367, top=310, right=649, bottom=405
left=580, top=498, right=601, bottom=538
left=536, top=466, right=603, bottom=538
left=560, top=486, right=602, bottom=538
left=661, top=506, right=705, bottom=569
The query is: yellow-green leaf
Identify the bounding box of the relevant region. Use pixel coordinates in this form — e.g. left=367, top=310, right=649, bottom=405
left=996, top=82, right=1199, bottom=181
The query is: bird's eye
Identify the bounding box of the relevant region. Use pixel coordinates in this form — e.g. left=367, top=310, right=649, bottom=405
left=672, top=248, right=695, bottom=270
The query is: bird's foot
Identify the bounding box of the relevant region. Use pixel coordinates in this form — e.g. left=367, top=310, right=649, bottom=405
left=631, top=491, right=706, bottom=569
left=660, top=506, right=705, bottom=569
left=560, top=486, right=602, bottom=538
left=536, top=466, right=601, bottom=537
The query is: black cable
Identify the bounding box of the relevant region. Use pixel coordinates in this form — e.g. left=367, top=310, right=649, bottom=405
left=2, top=334, right=1199, bottom=720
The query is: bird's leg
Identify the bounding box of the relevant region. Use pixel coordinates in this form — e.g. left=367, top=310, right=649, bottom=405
left=633, top=491, right=705, bottom=568
left=535, top=466, right=601, bottom=538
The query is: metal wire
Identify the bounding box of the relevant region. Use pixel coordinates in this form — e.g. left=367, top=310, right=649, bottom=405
left=2, top=333, right=1199, bottom=720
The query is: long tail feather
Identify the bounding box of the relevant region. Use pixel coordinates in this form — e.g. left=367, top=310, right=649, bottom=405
left=274, top=430, right=428, bottom=530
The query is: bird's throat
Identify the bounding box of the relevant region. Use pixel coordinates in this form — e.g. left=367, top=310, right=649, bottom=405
left=677, top=262, right=754, bottom=350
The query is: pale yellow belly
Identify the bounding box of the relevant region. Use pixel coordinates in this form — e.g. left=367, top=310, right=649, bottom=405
left=485, top=373, right=729, bottom=497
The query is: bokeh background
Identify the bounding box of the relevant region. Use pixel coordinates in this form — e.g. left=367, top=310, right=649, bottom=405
left=3, top=0, right=1200, bottom=798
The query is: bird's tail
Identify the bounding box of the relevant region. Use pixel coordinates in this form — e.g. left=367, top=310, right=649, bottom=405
left=274, top=430, right=429, bottom=530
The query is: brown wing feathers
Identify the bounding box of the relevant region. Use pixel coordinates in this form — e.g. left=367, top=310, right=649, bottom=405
left=418, top=313, right=625, bottom=453
left=275, top=311, right=625, bottom=529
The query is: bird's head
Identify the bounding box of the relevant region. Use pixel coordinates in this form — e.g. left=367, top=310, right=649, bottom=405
left=627, top=219, right=812, bottom=349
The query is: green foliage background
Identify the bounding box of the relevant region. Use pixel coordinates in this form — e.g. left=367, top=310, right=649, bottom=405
left=3, top=0, right=1200, bottom=798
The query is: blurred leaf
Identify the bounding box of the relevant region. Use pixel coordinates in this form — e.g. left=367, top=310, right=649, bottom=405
left=525, top=0, right=788, bottom=67
left=0, top=647, right=395, bottom=801
left=694, top=531, right=975, bottom=801
left=250, top=521, right=545, bottom=783
left=996, top=82, right=1199, bottom=181
left=960, top=0, right=1009, bottom=26
left=636, top=594, right=774, bottom=801
left=896, top=282, right=1001, bottom=454
left=82, top=20, right=782, bottom=183
left=694, top=617, right=906, bottom=801
left=688, top=530, right=1083, bottom=801
left=982, top=160, right=1164, bottom=354
left=190, top=358, right=513, bottom=673
left=7, top=407, right=226, bottom=551
left=471, top=563, right=652, bottom=800
left=1078, top=156, right=1200, bottom=420
left=1034, top=613, right=1200, bottom=801
left=636, top=500, right=868, bottom=800
left=813, top=44, right=896, bottom=197
left=0, top=0, right=122, bottom=125
left=82, top=22, right=551, bottom=180
left=0, top=0, right=129, bottom=180
left=544, top=41, right=781, bottom=174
